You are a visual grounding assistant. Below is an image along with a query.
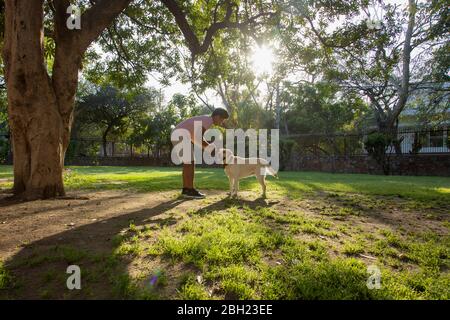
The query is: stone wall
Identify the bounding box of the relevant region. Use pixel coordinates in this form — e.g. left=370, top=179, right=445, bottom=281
left=64, top=156, right=222, bottom=169
left=64, top=156, right=173, bottom=167
left=283, top=154, right=450, bottom=176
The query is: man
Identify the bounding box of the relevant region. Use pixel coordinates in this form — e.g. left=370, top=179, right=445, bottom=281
left=172, top=108, right=229, bottom=199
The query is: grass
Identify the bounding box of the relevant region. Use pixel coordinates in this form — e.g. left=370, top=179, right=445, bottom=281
left=1, top=165, right=449, bottom=202
left=0, top=165, right=449, bottom=299
left=122, top=202, right=449, bottom=299
left=0, top=262, right=13, bottom=290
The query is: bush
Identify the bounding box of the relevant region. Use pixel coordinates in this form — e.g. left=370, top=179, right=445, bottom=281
left=364, top=132, right=393, bottom=175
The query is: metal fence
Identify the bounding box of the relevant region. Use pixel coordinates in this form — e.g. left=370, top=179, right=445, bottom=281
left=1, top=126, right=449, bottom=165
left=65, top=138, right=171, bottom=159
left=395, top=127, right=450, bottom=154
left=0, top=135, right=146, bottom=162
left=282, top=127, right=450, bottom=157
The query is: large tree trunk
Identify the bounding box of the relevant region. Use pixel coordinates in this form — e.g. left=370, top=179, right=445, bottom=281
left=2, top=0, right=65, bottom=199
left=369, top=0, right=416, bottom=159
left=377, top=118, right=403, bottom=156
left=2, top=0, right=139, bottom=200
left=2, top=0, right=80, bottom=199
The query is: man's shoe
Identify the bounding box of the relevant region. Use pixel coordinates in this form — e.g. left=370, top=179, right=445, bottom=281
left=181, top=188, right=205, bottom=199
left=191, top=189, right=205, bottom=199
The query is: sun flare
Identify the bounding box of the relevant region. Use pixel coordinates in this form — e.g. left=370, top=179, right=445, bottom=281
left=250, top=45, right=275, bottom=76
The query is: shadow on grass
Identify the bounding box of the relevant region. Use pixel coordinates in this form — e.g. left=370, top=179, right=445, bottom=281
left=0, top=193, right=126, bottom=216
left=190, top=196, right=279, bottom=217
left=0, top=195, right=189, bottom=299
left=0, top=191, right=282, bottom=299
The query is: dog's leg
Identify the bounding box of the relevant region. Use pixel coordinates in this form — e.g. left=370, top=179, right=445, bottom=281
left=257, top=174, right=267, bottom=198
left=231, top=178, right=239, bottom=198
left=228, top=177, right=234, bottom=197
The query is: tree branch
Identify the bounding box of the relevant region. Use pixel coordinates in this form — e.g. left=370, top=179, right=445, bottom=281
left=73, top=0, right=133, bottom=54
left=160, top=0, right=275, bottom=57
left=389, top=0, right=416, bottom=127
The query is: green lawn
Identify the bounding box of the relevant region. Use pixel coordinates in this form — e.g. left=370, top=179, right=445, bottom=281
left=1, top=165, right=449, bottom=201
left=0, top=165, right=449, bottom=300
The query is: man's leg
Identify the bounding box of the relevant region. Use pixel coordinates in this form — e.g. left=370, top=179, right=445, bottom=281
left=182, top=163, right=194, bottom=189
left=180, top=144, right=204, bottom=199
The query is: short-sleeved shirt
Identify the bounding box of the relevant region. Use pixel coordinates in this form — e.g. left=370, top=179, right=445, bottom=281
left=173, top=115, right=213, bottom=143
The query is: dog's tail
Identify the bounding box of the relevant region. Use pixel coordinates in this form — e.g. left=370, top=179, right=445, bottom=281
left=261, top=165, right=279, bottom=178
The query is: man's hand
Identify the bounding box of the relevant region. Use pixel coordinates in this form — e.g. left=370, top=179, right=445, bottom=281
left=202, top=140, right=210, bottom=149
left=221, top=121, right=230, bottom=129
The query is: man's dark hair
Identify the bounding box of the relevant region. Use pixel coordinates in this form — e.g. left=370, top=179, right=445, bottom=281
left=212, top=108, right=229, bottom=119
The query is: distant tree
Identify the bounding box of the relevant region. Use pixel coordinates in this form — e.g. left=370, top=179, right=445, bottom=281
left=168, top=93, right=203, bottom=119
left=0, top=89, right=7, bottom=133
left=76, top=86, right=156, bottom=156
left=0, top=6, right=9, bottom=162
left=128, top=93, right=204, bottom=158
left=284, top=82, right=368, bottom=136
left=283, top=0, right=449, bottom=151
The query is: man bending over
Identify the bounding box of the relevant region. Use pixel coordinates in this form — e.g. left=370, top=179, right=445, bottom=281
left=171, top=108, right=229, bottom=199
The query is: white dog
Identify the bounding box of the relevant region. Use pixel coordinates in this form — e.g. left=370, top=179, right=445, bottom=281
left=218, top=148, right=278, bottom=198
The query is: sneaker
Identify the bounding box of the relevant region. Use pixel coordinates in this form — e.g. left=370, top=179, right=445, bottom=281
left=181, top=188, right=206, bottom=199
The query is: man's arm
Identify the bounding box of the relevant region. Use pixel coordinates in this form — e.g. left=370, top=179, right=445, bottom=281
left=201, top=127, right=210, bottom=149
left=198, top=121, right=229, bottom=149
left=202, top=122, right=231, bottom=148
left=201, top=139, right=210, bottom=149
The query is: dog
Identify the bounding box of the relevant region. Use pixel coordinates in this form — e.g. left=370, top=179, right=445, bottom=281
left=218, top=148, right=278, bottom=198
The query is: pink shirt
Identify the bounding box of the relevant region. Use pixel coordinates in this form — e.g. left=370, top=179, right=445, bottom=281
left=174, top=115, right=213, bottom=142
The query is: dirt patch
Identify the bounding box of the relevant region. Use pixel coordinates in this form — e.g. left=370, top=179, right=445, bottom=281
left=0, top=190, right=184, bottom=261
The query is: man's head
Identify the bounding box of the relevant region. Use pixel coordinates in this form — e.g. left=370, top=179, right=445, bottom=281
left=211, top=108, right=229, bottom=126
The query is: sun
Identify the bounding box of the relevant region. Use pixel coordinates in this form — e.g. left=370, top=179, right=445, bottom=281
left=250, top=45, right=275, bottom=76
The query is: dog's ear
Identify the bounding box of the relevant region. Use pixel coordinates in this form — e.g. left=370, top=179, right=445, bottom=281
left=224, top=149, right=234, bottom=164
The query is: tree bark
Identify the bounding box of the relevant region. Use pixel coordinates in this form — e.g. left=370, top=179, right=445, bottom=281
left=2, top=0, right=130, bottom=199
left=2, top=0, right=67, bottom=199
left=102, top=127, right=111, bottom=158
left=102, top=139, right=108, bottom=158
left=275, top=83, right=281, bottom=130
left=388, top=0, right=416, bottom=129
